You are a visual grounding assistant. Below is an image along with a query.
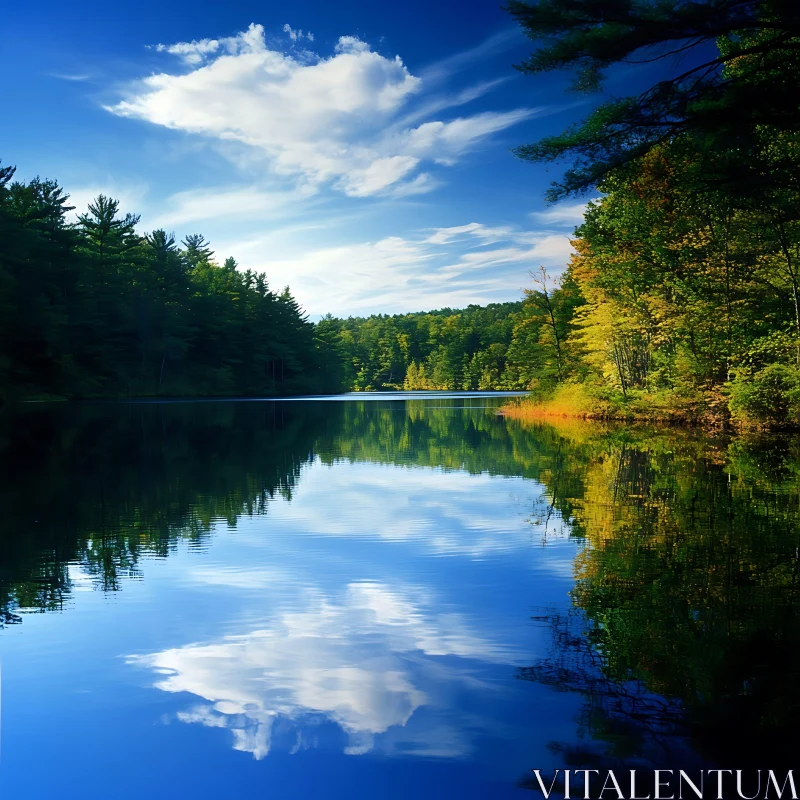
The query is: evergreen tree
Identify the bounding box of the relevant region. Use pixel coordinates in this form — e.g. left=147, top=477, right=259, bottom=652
left=181, top=233, right=214, bottom=268
left=509, top=0, right=800, bottom=199
left=0, top=164, right=339, bottom=402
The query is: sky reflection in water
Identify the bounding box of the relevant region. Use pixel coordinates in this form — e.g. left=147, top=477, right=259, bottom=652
left=1, top=395, right=798, bottom=798
left=122, top=458, right=577, bottom=772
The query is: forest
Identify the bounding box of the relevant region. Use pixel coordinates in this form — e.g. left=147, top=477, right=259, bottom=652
left=317, top=303, right=532, bottom=391
left=497, top=0, right=800, bottom=426
left=0, top=171, right=342, bottom=401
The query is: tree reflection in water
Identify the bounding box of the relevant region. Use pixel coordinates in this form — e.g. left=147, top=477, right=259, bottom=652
left=514, top=422, right=800, bottom=788
left=2, top=400, right=799, bottom=777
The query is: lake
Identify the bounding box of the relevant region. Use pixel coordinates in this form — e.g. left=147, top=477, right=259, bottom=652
left=0, top=393, right=798, bottom=798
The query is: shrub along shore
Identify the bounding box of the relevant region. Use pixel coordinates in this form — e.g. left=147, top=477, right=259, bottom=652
left=498, top=385, right=730, bottom=428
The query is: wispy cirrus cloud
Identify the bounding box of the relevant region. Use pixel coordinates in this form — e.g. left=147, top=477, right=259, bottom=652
left=49, top=72, right=91, bottom=82
left=148, top=183, right=318, bottom=228
left=419, top=27, right=524, bottom=83
left=530, top=201, right=594, bottom=227
left=219, top=218, right=576, bottom=316
left=424, top=221, right=515, bottom=245
left=106, top=23, right=539, bottom=198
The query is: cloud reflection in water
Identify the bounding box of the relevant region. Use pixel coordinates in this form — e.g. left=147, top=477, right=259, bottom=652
left=129, top=581, right=515, bottom=759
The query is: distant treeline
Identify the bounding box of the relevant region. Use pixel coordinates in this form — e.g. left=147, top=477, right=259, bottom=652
left=0, top=164, right=341, bottom=401
left=318, top=301, right=551, bottom=391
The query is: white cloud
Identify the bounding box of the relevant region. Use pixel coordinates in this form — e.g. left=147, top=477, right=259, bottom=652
left=402, top=110, right=532, bottom=165
left=334, top=35, right=371, bottom=55
left=394, top=79, right=509, bottom=129
left=129, top=580, right=511, bottom=759
left=385, top=171, right=441, bottom=198
left=154, top=37, right=221, bottom=65
left=530, top=201, right=593, bottom=227
left=107, top=23, right=532, bottom=197
left=424, top=222, right=514, bottom=245
left=282, top=24, right=313, bottom=43
left=250, top=236, right=437, bottom=314
left=151, top=24, right=270, bottom=65
left=49, top=72, right=91, bottom=81
left=338, top=155, right=420, bottom=197
left=222, top=218, right=576, bottom=316
left=149, top=183, right=317, bottom=228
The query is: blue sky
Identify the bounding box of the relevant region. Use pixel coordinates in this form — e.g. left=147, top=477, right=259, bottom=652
left=3, top=0, right=600, bottom=317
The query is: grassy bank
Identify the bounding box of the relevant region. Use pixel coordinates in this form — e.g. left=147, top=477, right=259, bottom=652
left=498, top=383, right=731, bottom=427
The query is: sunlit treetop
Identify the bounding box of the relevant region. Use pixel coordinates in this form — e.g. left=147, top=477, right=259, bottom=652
left=508, top=0, right=800, bottom=200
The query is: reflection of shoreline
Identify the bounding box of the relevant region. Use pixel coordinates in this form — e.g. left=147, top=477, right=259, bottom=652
left=4, top=400, right=800, bottom=777
left=515, top=422, right=800, bottom=773
left=129, top=581, right=515, bottom=759
left=0, top=397, right=541, bottom=618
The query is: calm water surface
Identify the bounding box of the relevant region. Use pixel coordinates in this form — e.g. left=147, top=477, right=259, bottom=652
left=1, top=393, right=798, bottom=798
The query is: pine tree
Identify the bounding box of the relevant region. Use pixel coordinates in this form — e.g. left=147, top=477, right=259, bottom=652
left=181, top=233, right=214, bottom=268
left=508, top=0, right=800, bottom=199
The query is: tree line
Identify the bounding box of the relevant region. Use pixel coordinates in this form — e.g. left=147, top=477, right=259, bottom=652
left=316, top=279, right=584, bottom=393
left=497, top=150, right=800, bottom=426
left=0, top=167, right=342, bottom=402
left=317, top=302, right=540, bottom=391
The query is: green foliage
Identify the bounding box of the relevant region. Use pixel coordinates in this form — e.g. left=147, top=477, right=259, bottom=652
left=728, top=363, right=800, bottom=425
left=0, top=161, right=339, bottom=401
left=498, top=1, right=800, bottom=426
left=506, top=137, right=800, bottom=427
left=508, top=0, right=800, bottom=199
left=321, top=302, right=532, bottom=391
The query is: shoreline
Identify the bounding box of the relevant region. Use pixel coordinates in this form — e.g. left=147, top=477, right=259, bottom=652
left=497, top=397, right=799, bottom=432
